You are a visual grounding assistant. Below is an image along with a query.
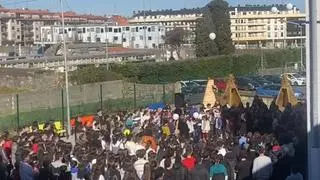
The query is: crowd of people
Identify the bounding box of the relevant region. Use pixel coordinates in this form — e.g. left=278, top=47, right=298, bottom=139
left=0, top=96, right=307, bottom=180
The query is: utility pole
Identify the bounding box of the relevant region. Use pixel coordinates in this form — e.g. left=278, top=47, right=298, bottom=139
left=143, top=0, right=147, bottom=49
left=60, top=0, right=71, bottom=139
left=105, top=23, right=109, bottom=71
left=307, top=0, right=320, bottom=179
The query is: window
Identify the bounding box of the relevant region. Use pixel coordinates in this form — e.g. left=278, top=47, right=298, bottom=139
left=96, top=27, right=100, bottom=33
left=267, top=26, right=270, bottom=30
left=152, top=43, right=156, bottom=48
left=90, top=28, right=94, bottom=32
left=12, top=26, right=15, bottom=30
left=101, top=28, right=104, bottom=33
left=83, top=28, right=86, bottom=33
left=148, top=36, right=152, bottom=40
left=274, top=33, right=278, bottom=37
left=68, top=28, right=71, bottom=31
left=113, top=36, right=118, bottom=41
left=281, top=25, right=284, bottom=30
left=148, top=27, right=151, bottom=32
left=108, top=28, right=112, bottom=32
left=123, top=38, right=127, bottom=42
left=140, top=35, right=143, bottom=40
left=268, top=32, right=271, bottom=37
left=126, top=27, right=130, bottom=31
left=151, top=26, right=155, bottom=32
left=96, top=37, right=101, bottom=42
left=136, top=27, right=139, bottom=32
left=135, top=44, right=139, bottom=48
left=114, top=28, right=118, bottom=33
left=281, top=32, right=284, bottom=37
left=274, top=26, right=277, bottom=30
left=17, top=35, right=20, bottom=39
left=119, top=28, right=121, bottom=32
left=131, top=28, right=135, bottom=32
left=131, top=37, right=135, bottom=41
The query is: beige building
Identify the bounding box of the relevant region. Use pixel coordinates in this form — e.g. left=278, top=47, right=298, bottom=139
left=229, top=5, right=306, bottom=49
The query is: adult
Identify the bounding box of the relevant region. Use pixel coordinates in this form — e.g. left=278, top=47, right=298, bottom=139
left=252, top=146, right=273, bottom=180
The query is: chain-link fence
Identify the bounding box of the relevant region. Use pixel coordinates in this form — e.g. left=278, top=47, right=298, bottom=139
left=0, top=80, right=178, bottom=131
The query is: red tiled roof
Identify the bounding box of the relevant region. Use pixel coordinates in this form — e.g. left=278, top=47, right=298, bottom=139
left=111, top=15, right=129, bottom=26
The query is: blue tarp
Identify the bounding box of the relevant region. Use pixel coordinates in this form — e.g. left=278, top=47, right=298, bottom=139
left=147, top=102, right=166, bottom=110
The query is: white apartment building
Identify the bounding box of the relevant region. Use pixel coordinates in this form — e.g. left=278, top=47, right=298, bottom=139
left=36, top=24, right=166, bottom=49
left=229, top=5, right=306, bottom=49
left=129, top=8, right=203, bottom=44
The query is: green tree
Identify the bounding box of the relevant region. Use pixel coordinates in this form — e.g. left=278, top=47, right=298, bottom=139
left=195, top=9, right=218, bottom=57
left=164, top=27, right=187, bottom=60
left=207, top=0, right=235, bottom=54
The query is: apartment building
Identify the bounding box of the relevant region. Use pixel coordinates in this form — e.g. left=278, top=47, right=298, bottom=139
left=129, top=8, right=203, bottom=44
left=0, top=7, right=128, bottom=46
left=36, top=24, right=166, bottom=49
left=229, top=5, right=306, bottom=49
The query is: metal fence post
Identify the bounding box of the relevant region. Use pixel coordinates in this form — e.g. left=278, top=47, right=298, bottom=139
left=100, top=84, right=103, bottom=110
left=16, top=94, right=19, bottom=130
left=61, top=89, right=65, bottom=128
left=162, top=83, right=166, bottom=104
left=133, top=83, right=136, bottom=109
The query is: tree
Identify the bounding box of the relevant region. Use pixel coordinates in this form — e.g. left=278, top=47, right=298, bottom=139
left=207, top=0, right=235, bottom=54
left=164, top=27, right=187, bottom=60
left=195, top=9, right=219, bottom=57
left=194, top=0, right=234, bottom=57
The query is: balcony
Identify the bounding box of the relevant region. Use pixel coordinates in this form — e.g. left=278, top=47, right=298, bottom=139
left=232, top=36, right=267, bottom=41
left=230, top=13, right=306, bottom=19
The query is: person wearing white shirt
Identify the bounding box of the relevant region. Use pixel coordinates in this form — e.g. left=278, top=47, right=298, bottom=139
left=201, top=116, right=211, bottom=140
left=134, top=149, right=148, bottom=179
left=252, top=147, right=273, bottom=180
left=187, top=119, right=196, bottom=139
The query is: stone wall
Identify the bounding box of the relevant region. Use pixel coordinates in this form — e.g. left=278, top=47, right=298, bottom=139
left=0, top=68, right=61, bottom=91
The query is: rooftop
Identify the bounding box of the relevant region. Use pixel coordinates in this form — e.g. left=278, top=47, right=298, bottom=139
left=132, top=4, right=300, bottom=17
left=0, top=7, right=128, bottom=23
left=229, top=4, right=300, bottom=11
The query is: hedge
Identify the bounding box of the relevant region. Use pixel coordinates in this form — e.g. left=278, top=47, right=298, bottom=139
left=71, top=49, right=301, bottom=84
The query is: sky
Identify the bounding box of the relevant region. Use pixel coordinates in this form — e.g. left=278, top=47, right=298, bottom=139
left=2, top=0, right=305, bottom=17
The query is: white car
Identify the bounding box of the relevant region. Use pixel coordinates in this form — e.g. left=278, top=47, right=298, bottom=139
left=281, top=73, right=306, bottom=86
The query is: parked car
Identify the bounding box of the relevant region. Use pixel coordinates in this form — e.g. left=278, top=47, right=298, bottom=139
left=192, top=79, right=226, bottom=92
left=180, top=81, right=204, bottom=94
left=256, top=84, right=304, bottom=98
left=192, top=80, right=208, bottom=88
left=263, top=75, right=282, bottom=84
left=281, top=73, right=306, bottom=86
left=235, top=77, right=259, bottom=91
left=248, top=76, right=273, bottom=87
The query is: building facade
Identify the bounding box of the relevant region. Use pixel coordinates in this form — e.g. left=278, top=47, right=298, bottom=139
left=229, top=5, right=306, bottom=49
left=129, top=8, right=203, bottom=44
left=0, top=7, right=128, bottom=46
left=36, top=24, right=166, bottom=49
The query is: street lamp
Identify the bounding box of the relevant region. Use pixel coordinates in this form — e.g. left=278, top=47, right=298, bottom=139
left=271, top=7, right=278, bottom=48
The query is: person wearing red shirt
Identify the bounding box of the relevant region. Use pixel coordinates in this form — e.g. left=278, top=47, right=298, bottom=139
left=182, top=155, right=196, bottom=171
